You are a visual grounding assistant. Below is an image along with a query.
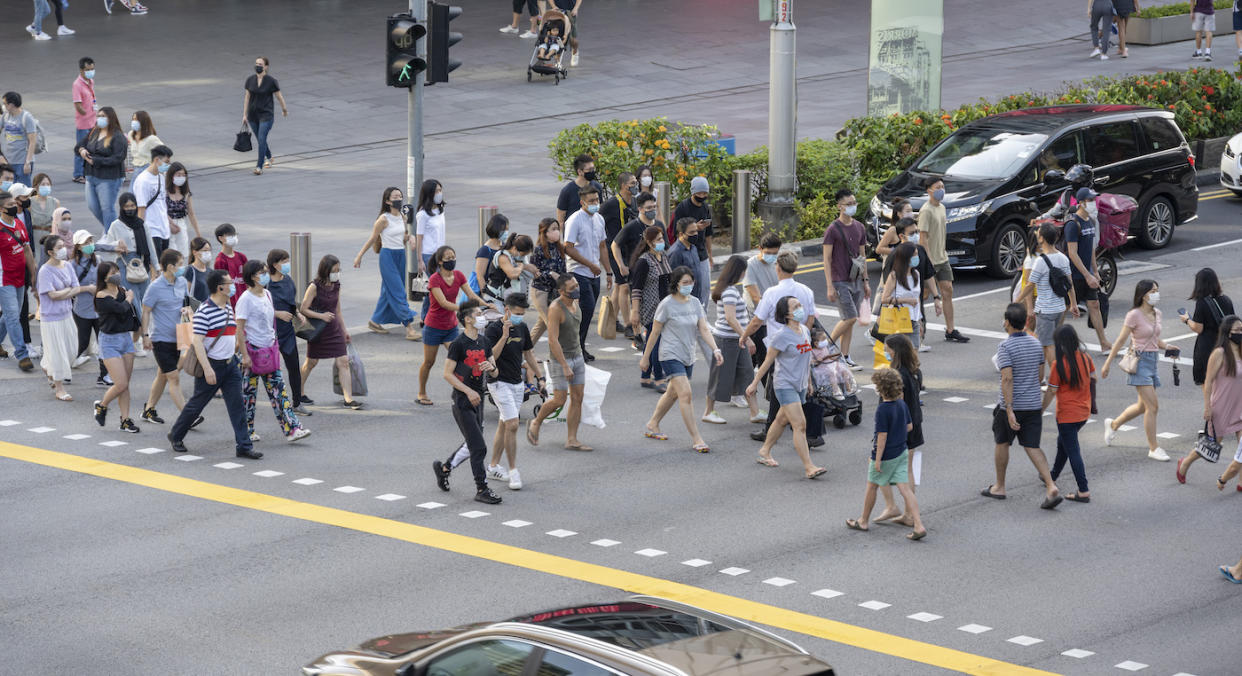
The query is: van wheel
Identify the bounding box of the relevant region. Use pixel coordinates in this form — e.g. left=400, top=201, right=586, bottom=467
left=987, top=222, right=1027, bottom=278
left=1136, top=196, right=1174, bottom=249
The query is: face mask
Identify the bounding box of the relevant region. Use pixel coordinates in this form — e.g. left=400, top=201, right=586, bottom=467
left=38, top=186, right=51, bottom=197
left=2, top=206, right=18, bottom=218
left=224, top=235, right=238, bottom=247
left=586, top=204, right=600, bottom=215
left=1230, top=333, right=1242, bottom=346
left=566, top=289, right=581, bottom=300
left=157, top=162, right=170, bottom=174
left=255, top=65, right=265, bottom=74
left=441, top=259, right=457, bottom=271
left=173, top=175, right=187, bottom=187
left=792, top=308, right=806, bottom=323
left=654, top=241, right=666, bottom=253
left=390, top=200, right=403, bottom=211
left=1147, top=291, right=1160, bottom=304
left=54, top=248, right=69, bottom=261
left=763, top=253, right=777, bottom=264
left=640, top=176, right=652, bottom=187
left=434, top=192, right=444, bottom=204
left=96, top=117, right=108, bottom=128
left=84, top=69, right=95, bottom=79
left=328, top=272, right=341, bottom=283
left=642, top=209, right=657, bottom=221
left=199, top=251, right=213, bottom=263
left=843, top=204, right=857, bottom=217
left=931, top=188, right=946, bottom=202
left=81, top=244, right=94, bottom=255
left=107, top=274, right=121, bottom=287
left=627, top=185, right=639, bottom=197
left=908, top=233, right=920, bottom=245
left=122, top=209, right=137, bottom=218
left=280, top=262, right=291, bottom=275
left=817, top=340, right=829, bottom=349
left=884, top=351, right=893, bottom=362
left=175, top=265, right=187, bottom=277
left=130, top=120, right=140, bottom=132
left=258, top=273, right=271, bottom=287
left=1084, top=202, right=1098, bottom=218
left=510, top=314, right=525, bottom=326
left=473, top=316, right=488, bottom=330
left=910, top=255, right=920, bottom=267
left=678, top=283, right=693, bottom=296
left=583, top=170, right=597, bottom=182
left=0, top=181, right=10, bottom=191
left=499, top=230, right=510, bottom=241
left=693, top=194, right=707, bottom=204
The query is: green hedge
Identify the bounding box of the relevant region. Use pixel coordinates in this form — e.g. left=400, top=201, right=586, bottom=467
left=1135, top=0, right=1230, bottom=19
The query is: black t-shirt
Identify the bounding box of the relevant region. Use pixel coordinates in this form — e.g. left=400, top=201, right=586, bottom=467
left=601, top=196, right=636, bottom=243
left=615, top=218, right=658, bottom=270
left=671, top=198, right=712, bottom=261
left=244, top=74, right=281, bottom=122
left=447, top=332, right=490, bottom=406
left=484, top=320, right=533, bottom=384
left=556, top=179, right=603, bottom=222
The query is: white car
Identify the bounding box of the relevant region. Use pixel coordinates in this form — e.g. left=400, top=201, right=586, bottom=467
left=1220, top=132, right=1242, bottom=197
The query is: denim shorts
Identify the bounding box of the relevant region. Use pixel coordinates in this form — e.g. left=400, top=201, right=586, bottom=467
left=774, top=387, right=807, bottom=406
left=1126, top=350, right=1161, bottom=388
left=99, top=331, right=134, bottom=360
left=422, top=324, right=460, bottom=346
left=660, top=359, right=693, bottom=380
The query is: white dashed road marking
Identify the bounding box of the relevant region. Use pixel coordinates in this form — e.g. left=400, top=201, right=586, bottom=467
left=546, top=529, right=577, bottom=538
left=763, top=577, right=796, bottom=587
left=98, top=440, right=128, bottom=447
left=64, top=434, right=91, bottom=440
left=416, top=501, right=445, bottom=509
left=958, top=624, right=992, bottom=634
left=1156, top=432, right=1180, bottom=439
left=719, top=567, right=749, bottom=576
left=135, top=447, right=164, bottom=454
left=1118, top=424, right=1137, bottom=432
left=27, top=426, right=54, bottom=433
left=1115, top=661, right=1148, bottom=671
left=459, top=510, right=489, bottom=518
left=680, top=559, right=712, bottom=567
left=174, top=454, right=201, bottom=461
left=0, top=419, right=20, bottom=426
left=292, top=477, right=323, bottom=485
left=333, top=486, right=364, bottom=494
left=1007, top=635, right=1043, bottom=646
left=1062, top=649, right=1095, bottom=658
left=907, top=612, right=942, bottom=622
left=374, top=493, right=405, bottom=501
left=811, top=589, right=843, bottom=600
left=634, top=548, right=667, bottom=557
left=591, top=539, right=621, bottom=547
left=503, top=520, right=532, bottom=528
left=943, top=396, right=969, bottom=403
left=253, top=470, right=285, bottom=478
left=858, top=600, right=890, bottom=610
left=214, top=462, right=244, bottom=469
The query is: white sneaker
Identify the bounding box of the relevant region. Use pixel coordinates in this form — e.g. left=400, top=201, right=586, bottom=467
left=58, top=25, right=76, bottom=35
left=1090, top=48, right=1101, bottom=58
left=27, top=346, right=42, bottom=359
left=72, top=354, right=92, bottom=368
left=570, top=52, right=579, bottom=67
left=508, top=468, right=523, bottom=490
left=701, top=412, right=727, bottom=424
left=487, top=464, right=510, bottom=481
left=287, top=427, right=312, bottom=442
left=134, top=346, right=148, bottom=357
left=729, top=395, right=748, bottom=408
left=519, top=30, right=538, bottom=39
left=249, top=432, right=261, bottom=442
left=1103, top=418, right=1116, bottom=446
left=1099, top=54, right=1109, bottom=60
left=749, top=413, right=767, bottom=423
left=499, top=25, right=519, bottom=33
left=1148, top=447, right=1171, bottom=462
left=33, top=30, right=52, bottom=40
left=917, top=343, right=931, bottom=353
left=25, top=25, right=37, bottom=37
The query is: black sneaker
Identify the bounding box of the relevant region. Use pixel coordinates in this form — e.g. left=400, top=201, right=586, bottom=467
left=475, top=487, right=502, bottom=504
left=96, top=375, right=111, bottom=387
left=167, top=432, right=188, bottom=453
left=189, top=415, right=205, bottom=429
left=750, top=429, right=768, bottom=442
left=432, top=460, right=450, bottom=491
left=142, top=407, right=164, bottom=424
left=583, top=349, right=595, bottom=363
left=623, top=325, right=635, bottom=339
left=807, top=435, right=825, bottom=448
left=119, top=418, right=140, bottom=434
left=93, top=400, right=108, bottom=427
left=944, top=329, right=971, bottom=343
left=300, top=395, right=315, bottom=406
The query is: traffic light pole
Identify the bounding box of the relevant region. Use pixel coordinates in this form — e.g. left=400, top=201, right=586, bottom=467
left=405, top=0, right=426, bottom=300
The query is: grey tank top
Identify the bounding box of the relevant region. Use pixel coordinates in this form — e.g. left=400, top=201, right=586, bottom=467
left=556, top=299, right=582, bottom=359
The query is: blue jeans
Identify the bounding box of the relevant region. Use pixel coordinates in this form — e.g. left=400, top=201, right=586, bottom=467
left=74, top=128, right=89, bottom=178
left=85, top=176, right=123, bottom=229
left=1051, top=420, right=1089, bottom=493
left=641, top=323, right=664, bottom=381
left=0, top=285, right=29, bottom=360
left=572, top=272, right=599, bottom=351
left=31, top=0, right=51, bottom=33
left=12, top=162, right=32, bottom=186
left=419, top=253, right=433, bottom=322
left=249, top=118, right=273, bottom=168
left=170, top=356, right=254, bottom=454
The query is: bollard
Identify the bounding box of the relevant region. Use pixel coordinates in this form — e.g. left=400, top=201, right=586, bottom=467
left=289, top=232, right=312, bottom=296
left=732, top=169, right=752, bottom=253
left=479, top=206, right=499, bottom=246
left=654, top=181, right=671, bottom=235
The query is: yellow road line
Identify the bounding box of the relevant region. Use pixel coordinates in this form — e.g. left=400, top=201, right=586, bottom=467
left=0, top=441, right=1057, bottom=676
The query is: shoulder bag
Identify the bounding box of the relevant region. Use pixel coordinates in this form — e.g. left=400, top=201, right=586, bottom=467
left=233, top=122, right=253, bottom=153
left=1195, top=419, right=1222, bottom=463
left=833, top=221, right=868, bottom=282
left=125, top=256, right=149, bottom=284
left=244, top=292, right=282, bottom=374
left=1118, top=347, right=1140, bottom=375
left=181, top=332, right=225, bottom=379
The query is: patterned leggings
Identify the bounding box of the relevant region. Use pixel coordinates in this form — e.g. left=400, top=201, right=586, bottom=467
left=244, top=368, right=301, bottom=436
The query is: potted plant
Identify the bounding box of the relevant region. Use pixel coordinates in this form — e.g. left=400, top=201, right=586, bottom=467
left=1128, top=0, right=1234, bottom=46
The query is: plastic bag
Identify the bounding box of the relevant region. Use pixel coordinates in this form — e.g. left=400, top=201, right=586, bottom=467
left=857, top=299, right=873, bottom=327
left=545, top=363, right=610, bottom=429
left=333, top=344, right=368, bottom=397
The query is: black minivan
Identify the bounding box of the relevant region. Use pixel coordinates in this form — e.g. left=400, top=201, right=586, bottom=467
left=865, top=105, right=1199, bottom=278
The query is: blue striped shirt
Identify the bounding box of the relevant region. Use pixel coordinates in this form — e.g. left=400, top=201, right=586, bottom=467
left=996, top=332, right=1044, bottom=409
left=192, top=299, right=237, bottom=360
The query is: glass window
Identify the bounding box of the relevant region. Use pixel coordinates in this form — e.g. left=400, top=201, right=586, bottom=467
left=1020, top=132, right=1080, bottom=186
left=1140, top=116, right=1184, bottom=152
left=535, top=648, right=619, bottom=676
left=425, top=639, right=532, bottom=676
left=914, top=129, right=1048, bottom=179
left=1084, top=121, right=1141, bottom=167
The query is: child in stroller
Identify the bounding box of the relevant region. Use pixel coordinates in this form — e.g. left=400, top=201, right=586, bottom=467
left=536, top=22, right=564, bottom=62
left=528, top=8, right=569, bottom=83
left=809, top=327, right=864, bottom=428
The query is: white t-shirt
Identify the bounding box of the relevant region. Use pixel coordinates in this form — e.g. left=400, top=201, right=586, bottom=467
left=416, top=208, right=445, bottom=256
left=754, top=278, right=818, bottom=337
left=132, top=169, right=169, bottom=239
left=565, top=209, right=606, bottom=278
left=1028, top=251, right=1071, bottom=315
left=235, top=289, right=277, bottom=348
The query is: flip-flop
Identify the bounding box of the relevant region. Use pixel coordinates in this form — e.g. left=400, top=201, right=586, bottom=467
left=367, top=321, right=389, bottom=334
left=1221, top=566, right=1242, bottom=584
left=526, top=420, right=540, bottom=446
left=805, top=467, right=828, bottom=480
left=1065, top=493, right=1091, bottom=503
left=1176, top=456, right=1189, bottom=484
left=692, top=443, right=710, bottom=453
left=416, top=396, right=434, bottom=406
left=564, top=442, right=594, bottom=451
left=756, top=456, right=778, bottom=467
left=644, top=429, right=668, bottom=441
left=907, top=530, right=928, bottom=541
left=845, top=518, right=869, bottom=532
left=640, top=381, right=655, bottom=389
left=1040, top=494, right=1064, bottom=510
left=980, top=487, right=1006, bottom=500
left=55, top=392, right=73, bottom=402
left=874, top=512, right=902, bottom=523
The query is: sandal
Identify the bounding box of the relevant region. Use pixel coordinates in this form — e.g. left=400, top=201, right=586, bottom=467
left=1219, top=476, right=1228, bottom=491
left=367, top=320, right=389, bottom=334
left=72, top=176, right=86, bottom=184
left=1222, top=566, right=1242, bottom=584
left=253, top=168, right=262, bottom=175
left=845, top=518, right=869, bottom=532
left=692, top=443, right=710, bottom=453
left=755, top=455, right=779, bottom=467
left=55, top=391, right=73, bottom=402
left=644, top=428, right=668, bottom=441
left=805, top=467, right=827, bottom=480
left=564, top=441, right=594, bottom=451
left=416, top=395, right=434, bottom=406
left=1065, top=493, right=1091, bottom=503
left=907, top=530, right=928, bottom=541
left=1176, top=455, right=1189, bottom=484
left=526, top=420, right=540, bottom=446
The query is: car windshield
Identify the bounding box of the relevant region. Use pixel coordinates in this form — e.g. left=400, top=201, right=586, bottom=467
left=915, top=128, right=1048, bottom=179
left=512, top=603, right=734, bottom=652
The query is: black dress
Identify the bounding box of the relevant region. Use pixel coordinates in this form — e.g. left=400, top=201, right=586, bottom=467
left=1192, top=294, right=1234, bottom=385
left=897, top=365, right=924, bottom=449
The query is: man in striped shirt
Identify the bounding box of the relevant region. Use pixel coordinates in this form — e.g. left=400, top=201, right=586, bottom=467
left=168, top=269, right=261, bottom=459
left=982, top=303, right=1060, bottom=509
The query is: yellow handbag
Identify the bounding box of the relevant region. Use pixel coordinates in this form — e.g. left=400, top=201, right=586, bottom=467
left=873, top=337, right=890, bottom=369
left=877, top=304, right=913, bottom=335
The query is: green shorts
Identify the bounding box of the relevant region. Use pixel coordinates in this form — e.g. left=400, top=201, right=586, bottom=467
left=933, top=262, right=954, bottom=283
left=868, top=449, right=910, bottom=486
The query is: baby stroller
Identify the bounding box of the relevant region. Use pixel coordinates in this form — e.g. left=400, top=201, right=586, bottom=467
left=808, top=336, right=864, bottom=429
left=527, top=8, right=569, bottom=84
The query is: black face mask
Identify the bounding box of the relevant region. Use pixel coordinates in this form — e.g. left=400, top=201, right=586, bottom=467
left=2, top=206, right=17, bottom=217
left=390, top=200, right=403, bottom=211
left=566, top=289, right=580, bottom=300
left=122, top=209, right=138, bottom=218
left=1231, top=333, right=1242, bottom=346
left=441, top=259, right=457, bottom=271
left=107, top=274, right=122, bottom=287
left=254, top=65, right=264, bottom=74
left=583, top=170, right=597, bottom=182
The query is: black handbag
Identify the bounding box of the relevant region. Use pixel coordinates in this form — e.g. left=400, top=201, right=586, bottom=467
left=295, top=316, right=327, bottom=342
left=1196, top=420, right=1222, bottom=463
left=233, top=123, right=253, bottom=153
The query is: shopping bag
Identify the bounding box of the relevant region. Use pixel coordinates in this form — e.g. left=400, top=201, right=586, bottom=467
left=175, top=320, right=193, bottom=351
left=1195, top=420, right=1222, bottom=463
left=409, top=273, right=429, bottom=302
left=877, top=305, right=913, bottom=335
left=873, top=337, right=890, bottom=369
left=546, top=364, right=611, bottom=429
left=233, top=123, right=253, bottom=152
left=857, top=298, right=873, bottom=327
left=332, top=344, right=368, bottom=397
left=596, top=296, right=617, bottom=340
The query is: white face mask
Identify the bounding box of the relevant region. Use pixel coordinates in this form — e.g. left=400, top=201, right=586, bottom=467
left=640, top=176, right=652, bottom=187
left=173, top=175, right=187, bottom=187
left=434, top=192, right=444, bottom=205
left=1084, top=202, right=1098, bottom=218
left=54, top=247, right=69, bottom=261
left=1147, top=291, right=1160, bottom=304
left=224, top=235, right=238, bottom=247
left=199, top=251, right=213, bottom=263
left=329, top=271, right=341, bottom=283
left=473, top=316, right=488, bottom=330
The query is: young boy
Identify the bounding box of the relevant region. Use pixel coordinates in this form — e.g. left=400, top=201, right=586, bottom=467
left=536, top=24, right=564, bottom=61
left=211, top=223, right=248, bottom=307
left=846, top=367, right=927, bottom=540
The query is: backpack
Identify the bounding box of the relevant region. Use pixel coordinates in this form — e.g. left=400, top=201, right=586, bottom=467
left=1039, top=254, right=1072, bottom=302
left=20, top=111, right=47, bottom=155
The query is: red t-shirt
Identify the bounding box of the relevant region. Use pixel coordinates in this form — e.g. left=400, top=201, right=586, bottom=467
left=426, top=270, right=466, bottom=330
left=0, top=217, right=30, bottom=287
left=213, top=250, right=249, bottom=307
left=1048, top=351, right=1095, bottom=423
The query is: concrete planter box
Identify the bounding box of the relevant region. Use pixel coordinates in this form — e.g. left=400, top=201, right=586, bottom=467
left=1193, top=134, right=1230, bottom=171
left=1127, top=14, right=1235, bottom=46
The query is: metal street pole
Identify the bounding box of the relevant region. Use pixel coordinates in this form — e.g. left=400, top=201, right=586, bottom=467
left=757, top=0, right=797, bottom=236
left=405, top=0, right=427, bottom=300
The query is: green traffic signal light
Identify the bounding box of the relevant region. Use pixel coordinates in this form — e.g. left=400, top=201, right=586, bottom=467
left=386, top=13, right=426, bottom=88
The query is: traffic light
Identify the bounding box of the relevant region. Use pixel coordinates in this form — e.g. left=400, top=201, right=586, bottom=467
left=427, top=1, right=462, bottom=84
left=386, top=13, right=426, bottom=88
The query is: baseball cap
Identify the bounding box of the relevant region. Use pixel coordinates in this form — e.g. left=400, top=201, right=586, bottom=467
left=1075, top=186, right=1098, bottom=202
left=72, top=229, right=93, bottom=246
